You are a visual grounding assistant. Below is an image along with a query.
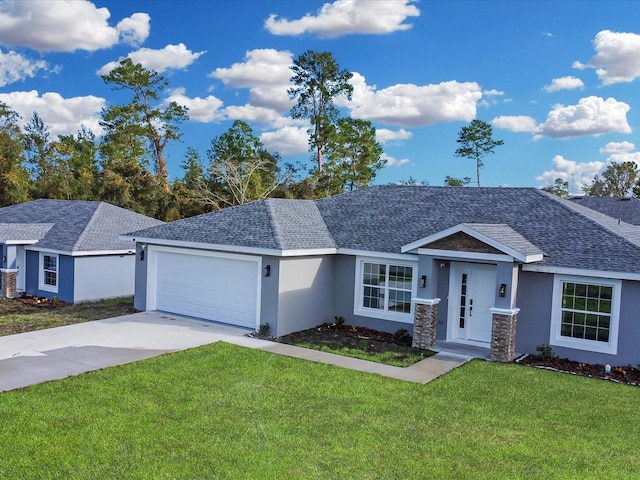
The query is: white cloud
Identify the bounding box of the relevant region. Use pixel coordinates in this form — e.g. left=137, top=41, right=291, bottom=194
left=544, top=76, right=584, bottom=92
left=577, top=30, right=640, bottom=85
left=211, top=49, right=293, bottom=112
left=0, top=49, right=50, bottom=86
left=265, top=0, right=420, bottom=38
left=116, top=12, right=150, bottom=46
left=383, top=153, right=411, bottom=167
left=536, top=155, right=604, bottom=193
left=260, top=126, right=309, bottom=156
left=97, top=43, right=206, bottom=75
left=222, top=105, right=286, bottom=125
left=538, top=96, right=631, bottom=138
left=494, top=97, right=631, bottom=139
left=492, top=115, right=538, bottom=133
left=0, top=1, right=150, bottom=52
left=0, top=90, right=105, bottom=137
left=343, top=72, right=482, bottom=127
left=164, top=88, right=223, bottom=123
left=599, top=141, right=640, bottom=167
left=483, top=89, right=504, bottom=97
left=376, top=128, right=412, bottom=144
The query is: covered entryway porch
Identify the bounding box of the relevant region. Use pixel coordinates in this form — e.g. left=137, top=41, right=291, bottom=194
left=401, top=223, right=544, bottom=362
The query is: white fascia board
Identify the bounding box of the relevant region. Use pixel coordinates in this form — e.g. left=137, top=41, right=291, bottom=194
left=280, top=248, right=337, bottom=257
left=522, top=264, right=640, bottom=281
left=127, top=236, right=284, bottom=257
left=338, top=248, right=419, bottom=262
left=3, top=240, right=39, bottom=245
left=25, top=247, right=71, bottom=256
left=401, top=224, right=539, bottom=263
left=26, top=246, right=135, bottom=257
left=416, top=248, right=513, bottom=263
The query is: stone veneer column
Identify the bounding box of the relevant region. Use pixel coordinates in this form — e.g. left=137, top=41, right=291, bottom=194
left=490, top=307, right=520, bottom=362
left=412, top=298, right=440, bottom=349
left=1, top=268, right=18, bottom=299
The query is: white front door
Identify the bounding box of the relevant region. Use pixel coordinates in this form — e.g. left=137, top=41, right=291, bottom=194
left=16, top=247, right=26, bottom=292
left=448, top=262, right=497, bottom=345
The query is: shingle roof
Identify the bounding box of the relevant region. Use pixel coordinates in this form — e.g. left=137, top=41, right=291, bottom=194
left=129, top=199, right=336, bottom=251
left=568, top=196, right=640, bottom=225
left=127, top=186, right=640, bottom=275
left=462, top=223, right=544, bottom=258
left=0, top=199, right=163, bottom=253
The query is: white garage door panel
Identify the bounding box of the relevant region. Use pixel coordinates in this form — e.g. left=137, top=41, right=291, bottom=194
left=154, top=251, right=258, bottom=328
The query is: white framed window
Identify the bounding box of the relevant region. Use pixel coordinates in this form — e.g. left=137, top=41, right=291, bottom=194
left=39, top=253, right=58, bottom=293
left=550, top=275, right=621, bottom=355
left=354, top=257, right=416, bottom=322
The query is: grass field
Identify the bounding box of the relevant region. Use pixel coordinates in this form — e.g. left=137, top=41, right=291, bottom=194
left=0, top=296, right=135, bottom=337
left=0, top=342, right=638, bottom=479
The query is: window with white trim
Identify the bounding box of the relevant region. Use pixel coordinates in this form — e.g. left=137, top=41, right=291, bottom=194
left=39, top=253, right=58, bottom=293
left=550, top=275, right=620, bottom=355
left=355, top=258, right=416, bottom=322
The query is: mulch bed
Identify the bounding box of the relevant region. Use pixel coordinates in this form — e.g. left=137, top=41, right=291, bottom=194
left=516, top=354, right=640, bottom=387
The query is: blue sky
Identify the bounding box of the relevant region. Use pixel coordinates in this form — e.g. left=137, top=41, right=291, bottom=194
left=0, top=0, right=639, bottom=193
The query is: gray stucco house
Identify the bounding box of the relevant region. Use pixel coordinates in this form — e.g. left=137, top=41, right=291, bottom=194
left=0, top=199, right=163, bottom=303
left=125, top=186, right=640, bottom=365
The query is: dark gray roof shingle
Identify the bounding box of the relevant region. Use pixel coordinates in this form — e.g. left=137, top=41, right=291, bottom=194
left=0, top=199, right=163, bottom=252
left=128, top=186, right=640, bottom=275
left=568, top=196, right=640, bottom=225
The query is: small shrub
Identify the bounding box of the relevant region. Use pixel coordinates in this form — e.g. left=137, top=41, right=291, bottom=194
left=334, top=315, right=345, bottom=327
left=393, top=328, right=412, bottom=346
left=257, top=323, right=271, bottom=337
left=536, top=344, right=555, bottom=361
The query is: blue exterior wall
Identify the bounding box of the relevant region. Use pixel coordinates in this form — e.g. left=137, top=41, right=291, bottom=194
left=134, top=244, right=148, bottom=311
left=515, top=270, right=640, bottom=366
left=24, top=251, right=74, bottom=302
left=260, top=255, right=280, bottom=333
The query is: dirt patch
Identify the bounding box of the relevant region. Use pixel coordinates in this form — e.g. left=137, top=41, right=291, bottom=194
left=18, top=295, right=67, bottom=308
left=517, top=354, right=640, bottom=387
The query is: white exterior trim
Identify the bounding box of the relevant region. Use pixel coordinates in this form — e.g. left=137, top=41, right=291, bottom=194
left=522, top=264, right=640, bottom=282
left=38, top=252, right=58, bottom=294
left=412, top=297, right=441, bottom=306
left=26, top=247, right=135, bottom=257
left=338, top=249, right=419, bottom=261
left=490, top=307, right=520, bottom=316
left=125, top=236, right=338, bottom=258
left=416, top=248, right=513, bottom=263
left=0, top=239, right=39, bottom=245
left=353, top=256, right=418, bottom=324
left=146, top=244, right=262, bottom=330
left=549, top=274, right=621, bottom=355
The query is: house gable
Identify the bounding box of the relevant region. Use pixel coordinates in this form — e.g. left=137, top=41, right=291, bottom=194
left=401, top=223, right=544, bottom=264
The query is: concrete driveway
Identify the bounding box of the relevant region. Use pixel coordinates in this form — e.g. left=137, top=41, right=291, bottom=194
left=0, top=312, right=262, bottom=392
left=0, top=312, right=473, bottom=392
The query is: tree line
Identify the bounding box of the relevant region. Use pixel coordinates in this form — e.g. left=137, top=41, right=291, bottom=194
left=0, top=51, right=386, bottom=220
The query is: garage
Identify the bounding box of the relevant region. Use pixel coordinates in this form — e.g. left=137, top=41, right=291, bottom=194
left=147, top=247, right=260, bottom=329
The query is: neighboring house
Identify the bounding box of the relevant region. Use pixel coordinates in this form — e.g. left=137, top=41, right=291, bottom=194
left=125, top=186, right=640, bottom=365
left=569, top=196, right=640, bottom=225
left=0, top=199, right=164, bottom=303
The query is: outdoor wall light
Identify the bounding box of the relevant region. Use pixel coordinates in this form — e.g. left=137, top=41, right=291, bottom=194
left=499, top=283, right=507, bottom=297
left=264, top=265, right=271, bottom=277
left=420, top=275, right=427, bottom=288
left=139, top=249, right=145, bottom=261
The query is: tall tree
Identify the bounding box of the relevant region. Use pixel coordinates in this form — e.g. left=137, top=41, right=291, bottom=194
left=204, top=120, right=288, bottom=207
left=101, top=58, right=188, bottom=184
left=0, top=102, right=30, bottom=205
left=289, top=50, right=353, bottom=173
left=454, top=119, right=504, bottom=187
left=583, top=162, right=638, bottom=197
left=323, top=117, right=384, bottom=195
left=541, top=178, right=569, bottom=198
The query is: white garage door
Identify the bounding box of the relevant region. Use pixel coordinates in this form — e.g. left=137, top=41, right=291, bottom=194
left=151, top=249, right=259, bottom=329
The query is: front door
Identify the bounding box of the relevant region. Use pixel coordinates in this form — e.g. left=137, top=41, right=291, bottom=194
left=448, top=262, right=497, bottom=345
left=16, top=247, right=25, bottom=292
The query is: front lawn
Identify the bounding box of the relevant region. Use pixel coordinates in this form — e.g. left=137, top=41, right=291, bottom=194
left=0, top=343, right=638, bottom=479
left=0, top=296, right=135, bottom=336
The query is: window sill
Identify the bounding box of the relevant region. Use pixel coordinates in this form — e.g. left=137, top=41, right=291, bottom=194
left=550, top=336, right=617, bottom=355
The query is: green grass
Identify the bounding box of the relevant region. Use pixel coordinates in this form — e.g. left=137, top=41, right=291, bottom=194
left=0, top=296, right=135, bottom=337
left=288, top=338, right=433, bottom=366
left=0, top=343, right=638, bottom=479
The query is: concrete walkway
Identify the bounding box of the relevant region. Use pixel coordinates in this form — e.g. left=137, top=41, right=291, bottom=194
left=0, top=312, right=473, bottom=392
